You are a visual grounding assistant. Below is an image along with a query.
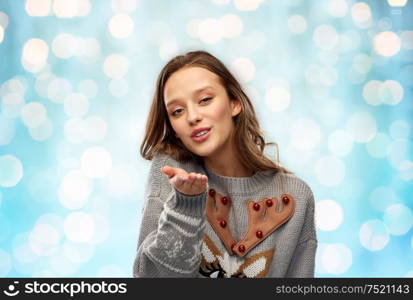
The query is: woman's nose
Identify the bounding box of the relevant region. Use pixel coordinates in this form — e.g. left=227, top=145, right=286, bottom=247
left=187, top=106, right=202, bottom=124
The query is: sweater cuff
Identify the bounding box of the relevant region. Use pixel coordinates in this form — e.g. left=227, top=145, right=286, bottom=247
left=166, top=189, right=207, bottom=218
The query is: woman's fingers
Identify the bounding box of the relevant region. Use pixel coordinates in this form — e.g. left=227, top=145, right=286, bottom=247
left=162, top=166, right=208, bottom=195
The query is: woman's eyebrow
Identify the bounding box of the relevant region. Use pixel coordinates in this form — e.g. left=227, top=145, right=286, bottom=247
left=166, top=86, right=214, bottom=107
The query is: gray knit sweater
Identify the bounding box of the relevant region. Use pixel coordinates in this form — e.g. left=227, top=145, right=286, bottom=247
left=133, top=154, right=317, bottom=278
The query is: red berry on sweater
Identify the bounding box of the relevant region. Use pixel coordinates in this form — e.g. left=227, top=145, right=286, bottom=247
left=253, top=203, right=260, bottom=211
left=282, top=196, right=289, bottom=204
left=256, top=230, right=263, bottom=239
left=265, top=199, right=273, bottom=207
left=219, top=220, right=227, bottom=228
left=238, top=244, right=245, bottom=253
left=209, top=188, right=216, bottom=197
left=221, top=196, right=228, bottom=205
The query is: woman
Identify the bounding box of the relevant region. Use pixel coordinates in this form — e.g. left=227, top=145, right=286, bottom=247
left=133, top=50, right=317, bottom=278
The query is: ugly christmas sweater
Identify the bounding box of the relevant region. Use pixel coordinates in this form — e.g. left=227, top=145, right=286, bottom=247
left=133, top=153, right=317, bottom=278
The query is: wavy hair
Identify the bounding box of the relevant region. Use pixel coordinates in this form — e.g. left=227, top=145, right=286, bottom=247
left=140, top=50, right=293, bottom=175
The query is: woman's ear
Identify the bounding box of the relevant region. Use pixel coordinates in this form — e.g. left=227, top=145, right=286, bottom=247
left=231, top=99, right=242, bottom=117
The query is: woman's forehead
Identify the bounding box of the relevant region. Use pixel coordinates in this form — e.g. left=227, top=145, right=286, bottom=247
left=164, top=67, right=222, bottom=101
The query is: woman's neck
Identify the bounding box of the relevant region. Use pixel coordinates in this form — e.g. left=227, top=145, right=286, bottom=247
left=203, top=153, right=254, bottom=178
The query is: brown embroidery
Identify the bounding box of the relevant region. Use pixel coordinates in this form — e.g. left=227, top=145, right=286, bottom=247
left=205, top=189, right=295, bottom=257
left=199, top=235, right=275, bottom=278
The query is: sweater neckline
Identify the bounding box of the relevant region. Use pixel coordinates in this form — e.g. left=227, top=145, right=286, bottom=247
left=203, top=166, right=276, bottom=194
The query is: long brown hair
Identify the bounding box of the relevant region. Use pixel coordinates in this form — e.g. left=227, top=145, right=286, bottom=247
left=140, top=50, right=293, bottom=175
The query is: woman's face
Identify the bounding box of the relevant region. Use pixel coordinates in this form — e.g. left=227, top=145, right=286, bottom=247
left=163, top=66, right=241, bottom=158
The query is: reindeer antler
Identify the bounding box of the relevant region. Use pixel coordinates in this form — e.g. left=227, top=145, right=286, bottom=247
left=205, top=188, right=237, bottom=254
left=232, top=194, right=296, bottom=257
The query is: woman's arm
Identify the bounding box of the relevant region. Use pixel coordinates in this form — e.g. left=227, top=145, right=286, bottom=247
left=285, top=187, right=318, bottom=278
left=133, top=154, right=207, bottom=277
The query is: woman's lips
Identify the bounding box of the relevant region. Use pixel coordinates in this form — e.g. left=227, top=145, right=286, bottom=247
left=191, top=128, right=211, bottom=142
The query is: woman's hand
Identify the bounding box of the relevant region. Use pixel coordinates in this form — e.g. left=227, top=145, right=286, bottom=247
left=161, top=166, right=208, bottom=196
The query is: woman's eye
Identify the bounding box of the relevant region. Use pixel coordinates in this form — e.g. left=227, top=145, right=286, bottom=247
left=200, top=97, right=212, bottom=103
left=171, top=109, right=183, bottom=116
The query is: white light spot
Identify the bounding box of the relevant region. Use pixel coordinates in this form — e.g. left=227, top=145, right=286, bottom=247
left=220, top=14, right=243, bottom=39
left=379, top=80, right=403, bottom=105
left=231, top=57, right=255, bottom=83
left=29, top=224, right=60, bottom=256
left=351, top=2, right=372, bottom=28
left=77, top=38, right=101, bottom=61
left=383, top=204, right=413, bottom=235
left=369, top=186, right=400, bottom=212
left=22, top=38, right=49, bottom=65
left=53, top=0, right=79, bottom=18
left=1, top=92, right=25, bottom=118
left=313, top=24, right=338, bottom=50
left=159, top=38, right=179, bottom=61
left=366, top=132, right=391, bottom=158
left=59, top=170, right=92, bottom=209
left=104, top=164, right=139, bottom=197
left=314, top=156, right=346, bottom=187
left=328, top=130, right=354, bottom=157
left=64, top=212, right=95, bottom=243
left=265, top=85, right=291, bottom=112
left=321, top=243, right=352, bottom=275
left=186, top=19, right=201, bottom=38
left=359, top=219, right=390, bottom=251
left=89, top=214, right=110, bottom=244
left=25, top=0, right=52, bottom=17
left=64, top=118, right=86, bottom=143
left=81, top=147, right=112, bottom=178
left=0, top=155, right=23, bottom=187
left=288, top=15, right=307, bottom=34
left=315, top=199, right=343, bottom=231
left=373, top=31, right=401, bottom=57
left=197, top=18, right=222, bottom=44
left=352, top=53, right=372, bottom=74
left=233, top=0, right=265, bottom=11
left=29, top=118, right=53, bottom=141
left=47, top=77, right=73, bottom=103
left=103, top=54, right=129, bottom=79
left=290, top=118, right=321, bottom=151
left=388, top=139, right=412, bottom=169
left=346, top=111, right=377, bottom=143
left=0, top=11, right=9, bottom=29
left=363, top=80, right=382, bottom=106
left=387, top=0, right=408, bottom=7
left=21, top=102, right=47, bottom=128
left=52, top=33, right=79, bottom=59
left=49, top=247, right=80, bottom=276
left=0, top=25, right=4, bottom=43
left=327, top=0, right=348, bottom=18
left=108, top=13, right=134, bottom=39
left=64, top=93, right=89, bottom=117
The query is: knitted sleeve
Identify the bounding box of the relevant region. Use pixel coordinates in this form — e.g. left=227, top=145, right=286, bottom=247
left=285, top=186, right=318, bottom=278
left=132, top=154, right=207, bottom=277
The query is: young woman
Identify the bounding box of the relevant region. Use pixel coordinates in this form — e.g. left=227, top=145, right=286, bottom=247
left=133, top=50, right=317, bottom=278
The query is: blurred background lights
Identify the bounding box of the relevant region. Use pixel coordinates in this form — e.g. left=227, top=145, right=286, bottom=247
left=0, top=0, right=412, bottom=278
left=313, top=24, right=339, bottom=50
left=328, top=130, right=354, bottom=157
left=321, top=243, right=352, bottom=275
left=108, top=13, right=134, bottom=39
left=29, top=223, right=60, bottom=256
left=81, top=147, right=113, bottom=178
left=314, top=156, right=346, bottom=187
left=315, top=199, right=343, bottom=231
left=103, top=54, right=129, bottom=79
left=64, top=212, right=95, bottom=243
left=58, top=170, right=92, bottom=209
left=0, top=155, right=23, bottom=188
left=63, top=93, right=90, bottom=118
left=387, top=0, right=408, bottom=7
left=231, top=57, right=255, bottom=83
left=366, top=132, right=391, bottom=158
left=265, top=85, right=291, bottom=112
left=359, top=219, right=390, bottom=251
left=327, top=0, right=348, bottom=18
left=287, top=15, right=307, bottom=35
left=21, top=102, right=47, bottom=128
left=383, top=204, right=413, bottom=236
left=290, top=118, right=321, bottom=151
left=369, top=186, right=400, bottom=212
left=346, top=112, right=377, bottom=143
left=25, top=0, right=51, bottom=17
left=373, top=31, right=401, bottom=57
